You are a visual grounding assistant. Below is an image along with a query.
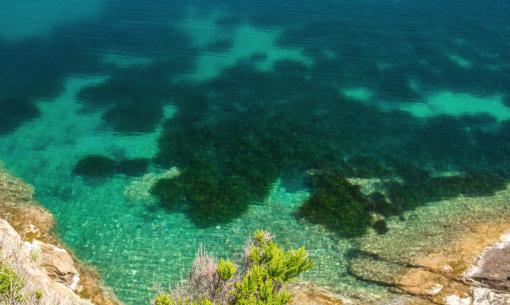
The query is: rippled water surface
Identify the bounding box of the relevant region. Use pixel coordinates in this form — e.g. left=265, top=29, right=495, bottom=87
left=1, top=1, right=510, bottom=303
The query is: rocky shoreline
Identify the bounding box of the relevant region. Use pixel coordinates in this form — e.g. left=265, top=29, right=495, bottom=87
left=346, top=188, right=510, bottom=305
left=0, top=164, right=121, bottom=305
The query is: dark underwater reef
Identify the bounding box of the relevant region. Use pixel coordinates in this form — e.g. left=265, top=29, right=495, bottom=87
left=2, top=1, right=510, bottom=235
left=79, top=60, right=510, bottom=232
left=73, top=155, right=149, bottom=177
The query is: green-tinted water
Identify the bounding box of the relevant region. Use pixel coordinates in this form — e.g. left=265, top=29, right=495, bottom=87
left=1, top=1, right=510, bottom=304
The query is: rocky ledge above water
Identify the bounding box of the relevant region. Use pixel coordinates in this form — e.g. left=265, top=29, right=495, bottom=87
left=0, top=165, right=121, bottom=305
left=1, top=218, right=94, bottom=305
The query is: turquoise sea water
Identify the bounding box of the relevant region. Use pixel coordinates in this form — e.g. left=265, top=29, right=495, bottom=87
left=1, top=1, right=510, bottom=304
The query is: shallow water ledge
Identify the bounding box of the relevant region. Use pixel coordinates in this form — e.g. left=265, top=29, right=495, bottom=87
left=348, top=184, right=510, bottom=305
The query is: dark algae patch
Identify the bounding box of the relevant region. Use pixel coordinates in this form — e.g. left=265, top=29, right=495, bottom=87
left=0, top=98, right=40, bottom=135
left=151, top=161, right=255, bottom=227
left=298, top=170, right=373, bottom=238
left=73, top=155, right=118, bottom=177
left=386, top=172, right=507, bottom=210
left=296, top=168, right=400, bottom=238
left=73, top=155, right=149, bottom=178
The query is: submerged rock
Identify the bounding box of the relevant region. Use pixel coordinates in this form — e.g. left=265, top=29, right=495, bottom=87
left=288, top=282, right=344, bottom=305
left=352, top=226, right=510, bottom=305
left=344, top=182, right=510, bottom=305
left=0, top=163, right=55, bottom=242
left=123, top=167, right=180, bottom=202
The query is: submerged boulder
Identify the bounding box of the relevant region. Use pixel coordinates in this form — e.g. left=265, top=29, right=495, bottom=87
left=123, top=167, right=180, bottom=202
left=287, top=283, right=343, bottom=305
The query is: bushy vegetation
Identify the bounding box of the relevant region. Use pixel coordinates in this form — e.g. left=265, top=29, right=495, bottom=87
left=152, top=230, right=313, bottom=305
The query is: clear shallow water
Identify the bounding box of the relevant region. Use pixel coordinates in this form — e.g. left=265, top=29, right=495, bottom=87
left=1, top=1, right=510, bottom=304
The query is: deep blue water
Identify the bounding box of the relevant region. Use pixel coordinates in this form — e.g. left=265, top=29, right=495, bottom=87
left=1, top=1, right=510, bottom=304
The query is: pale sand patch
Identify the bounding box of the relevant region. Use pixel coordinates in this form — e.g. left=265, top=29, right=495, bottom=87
left=341, top=88, right=374, bottom=102
left=177, top=9, right=313, bottom=81
left=398, top=91, right=510, bottom=121
left=446, top=54, right=473, bottom=69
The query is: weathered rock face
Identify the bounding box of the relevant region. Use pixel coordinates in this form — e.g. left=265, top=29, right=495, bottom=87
left=0, top=164, right=55, bottom=243
left=0, top=218, right=93, bottom=305
left=342, top=179, right=510, bottom=305
left=348, top=228, right=510, bottom=305
left=0, top=165, right=122, bottom=305
left=466, top=234, right=510, bottom=293
left=471, top=287, right=510, bottom=305
left=32, top=240, right=79, bottom=289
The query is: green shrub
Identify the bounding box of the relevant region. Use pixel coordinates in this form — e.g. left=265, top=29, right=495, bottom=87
left=233, top=230, right=313, bottom=304
left=246, top=230, right=314, bottom=283
left=0, top=261, right=24, bottom=298
left=152, top=231, right=313, bottom=305
left=217, top=259, right=236, bottom=281
left=233, top=265, right=291, bottom=305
